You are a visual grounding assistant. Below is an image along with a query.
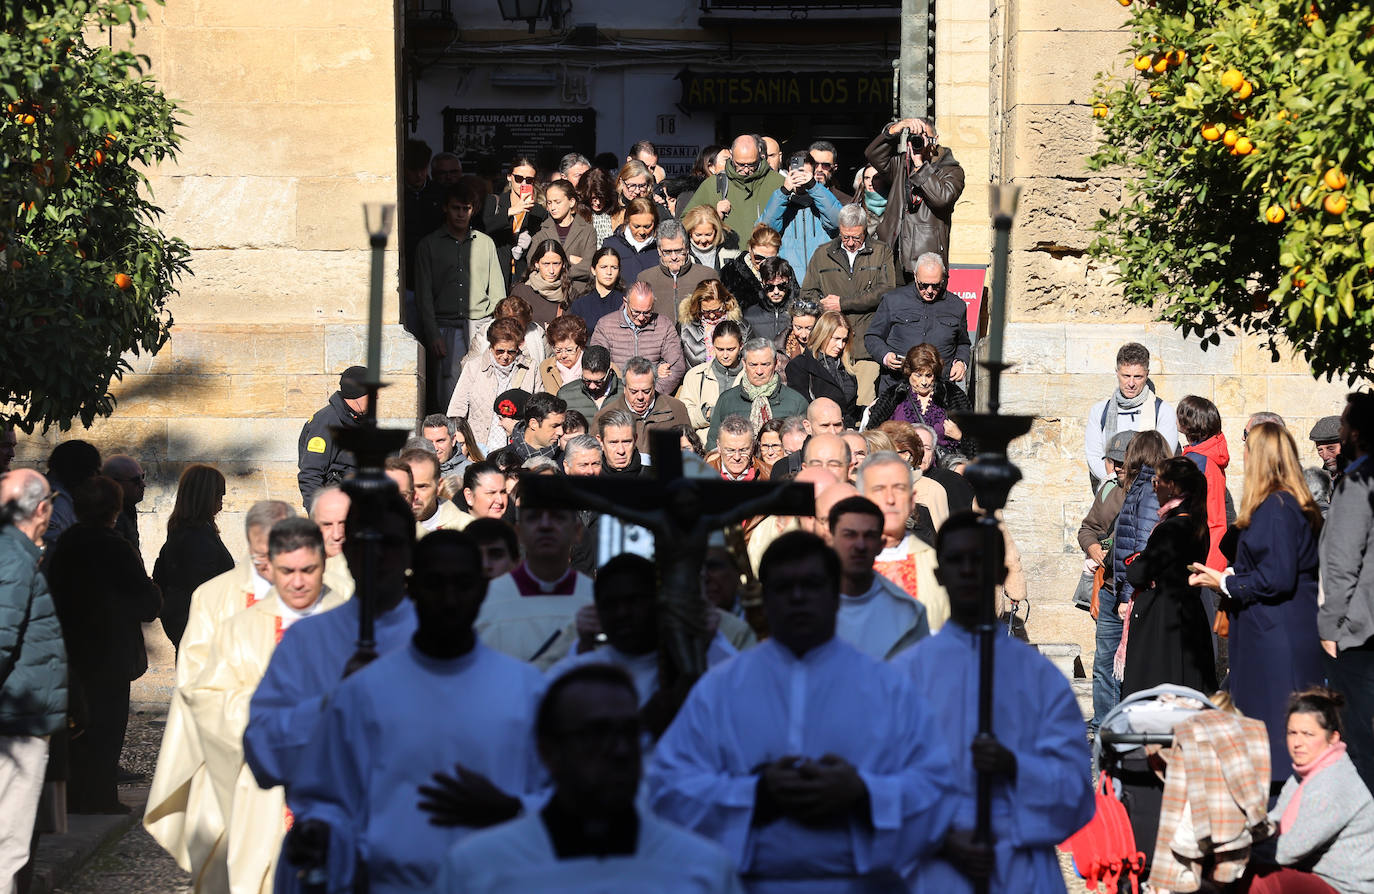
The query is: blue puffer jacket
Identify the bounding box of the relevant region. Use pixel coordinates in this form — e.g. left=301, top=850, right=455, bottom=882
left=1113, top=465, right=1162, bottom=604
left=0, top=525, right=67, bottom=736
left=760, top=180, right=843, bottom=275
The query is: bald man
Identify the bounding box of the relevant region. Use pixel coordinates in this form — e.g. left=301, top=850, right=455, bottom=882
left=811, top=480, right=861, bottom=545
left=681, top=133, right=783, bottom=239
left=747, top=466, right=839, bottom=573
left=103, top=454, right=146, bottom=557
left=770, top=400, right=849, bottom=481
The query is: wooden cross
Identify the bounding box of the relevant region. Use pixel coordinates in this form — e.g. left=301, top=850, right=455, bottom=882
left=518, top=429, right=815, bottom=682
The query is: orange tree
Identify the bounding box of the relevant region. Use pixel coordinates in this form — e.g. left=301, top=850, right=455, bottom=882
left=1088, top=0, right=1374, bottom=380
left=1, top=0, right=188, bottom=432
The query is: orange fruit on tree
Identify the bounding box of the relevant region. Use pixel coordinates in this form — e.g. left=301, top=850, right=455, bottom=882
left=1118, top=0, right=1131, bottom=7
left=1200, top=123, right=1222, bottom=141
left=1233, top=137, right=1254, bottom=155
left=1221, top=69, right=1244, bottom=91
left=114, top=273, right=133, bottom=290
left=1324, top=193, right=1347, bottom=215
left=1093, top=103, right=1110, bottom=118
left=1223, top=129, right=1240, bottom=147
left=1237, top=80, right=1254, bottom=100
left=1265, top=205, right=1286, bottom=223
left=1152, top=55, right=1169, bottom=73
left=20, top=114, right=35, bottom=125
left=1134, top=55, right=1152, bottom=71
left=1324, top=167, right=1348, bottom=190
left=1166, top=49, right=1186, bottom=67
left=93, top=150, right=105, bottom=166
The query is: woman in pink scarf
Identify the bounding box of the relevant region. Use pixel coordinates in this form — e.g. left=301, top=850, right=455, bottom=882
left=1244, top=687, right=1374, bottom=893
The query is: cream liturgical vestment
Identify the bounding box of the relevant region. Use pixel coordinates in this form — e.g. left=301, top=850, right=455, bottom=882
left=476, top=563, right=594, bottom=668
left=146, top=564, right=268, bottom=892
left=185, top=587, right=345, bottom=894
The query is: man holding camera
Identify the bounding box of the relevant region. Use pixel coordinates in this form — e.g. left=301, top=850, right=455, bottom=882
left=761, top=150, right=843, bottom=275
left=865, top=117, right=966, bottom=273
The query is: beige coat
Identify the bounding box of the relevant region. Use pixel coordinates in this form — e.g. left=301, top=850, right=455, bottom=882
left=446, top=350, right=542, bottom=444
left=676, top=362, right=742, bottom=432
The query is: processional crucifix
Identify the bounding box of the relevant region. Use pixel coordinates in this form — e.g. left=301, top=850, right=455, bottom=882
left=519, top=429, right=815, bottom=684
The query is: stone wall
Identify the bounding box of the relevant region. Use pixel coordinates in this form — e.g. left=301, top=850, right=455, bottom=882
left=983, top=0, right=1357, bottom=658
left=15, top=0, right=417, bottom=571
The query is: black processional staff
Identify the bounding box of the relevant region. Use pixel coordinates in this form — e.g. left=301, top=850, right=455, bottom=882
left=953, top=183, right=1030, bottom=894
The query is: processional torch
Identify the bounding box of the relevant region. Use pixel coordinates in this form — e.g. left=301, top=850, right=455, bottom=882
left=334, top=202, right=407, bottom=675
left=953, top=184, right=1033, bottom=894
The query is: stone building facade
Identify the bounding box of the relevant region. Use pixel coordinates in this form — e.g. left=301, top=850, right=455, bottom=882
left=15, top=0, right=1356, bottom=666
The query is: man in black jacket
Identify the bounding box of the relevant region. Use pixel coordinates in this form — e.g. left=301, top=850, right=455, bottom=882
left=297, top=367, right=369, bottom=510
left=864, top=253, right=970, bottom=395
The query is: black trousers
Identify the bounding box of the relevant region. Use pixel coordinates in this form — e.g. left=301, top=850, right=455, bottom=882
left=67, top=674, right=130, bottom=811
left=1326, top=641, right=1374, bottom=794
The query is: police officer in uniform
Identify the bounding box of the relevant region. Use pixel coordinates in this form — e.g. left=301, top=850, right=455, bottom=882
left=297, top=366, right=369, bottom=509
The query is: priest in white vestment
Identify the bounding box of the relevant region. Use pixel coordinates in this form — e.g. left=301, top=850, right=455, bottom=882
left=184, top=518, right=344, bottom=894
left=309, top=486, right=357, bottom=597
left=434, top=663, right=742, bottom=893
left=894, top=512, right=1094, bottom=894
left=476, top=504, right=592, bottom=667
left=145, top=500, right=296, bottom=892
left=827, top=496, right=929, bottom=659
left=402, top=449, right=473, bottom=537
left=647, top=531, right=957, bottom=893
left=278, top=530, right=547, bottom=894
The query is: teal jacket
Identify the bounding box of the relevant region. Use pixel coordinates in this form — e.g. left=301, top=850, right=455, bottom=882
left=0, top=525, right=67, bottom=736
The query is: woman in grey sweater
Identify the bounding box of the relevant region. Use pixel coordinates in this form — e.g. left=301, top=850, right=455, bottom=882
left=1248, top=687, right=1374, bottom=893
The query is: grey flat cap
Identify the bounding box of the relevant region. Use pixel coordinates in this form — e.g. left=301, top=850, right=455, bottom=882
left=1309, top=415, right=1341, bottom=444
left=1105, top=430, right=1136, bottom=464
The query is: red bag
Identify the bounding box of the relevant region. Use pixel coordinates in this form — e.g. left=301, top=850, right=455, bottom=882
left=1059, top=771, right=1145, bottom=894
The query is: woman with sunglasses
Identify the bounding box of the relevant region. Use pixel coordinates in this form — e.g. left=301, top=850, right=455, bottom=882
left=600, top=196, right=661, bottom=284
left=480, top=157, right=548, bottom=289
left=678, top=280, right=751, bottom=369
left=774, top=295, right=822, bottom=375
left=719, top=223, right=781, bottom=312
left=741, top=256, right=801, bottom=343
left=610, top=159, right=656, bottom=228
left=447, top=318, right=542, bottom=455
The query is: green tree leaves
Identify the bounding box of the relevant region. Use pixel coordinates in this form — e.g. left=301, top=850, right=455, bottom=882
left=1089, top=0, right=1373, bottom=381
left=0, top=0, right=189, bottom=432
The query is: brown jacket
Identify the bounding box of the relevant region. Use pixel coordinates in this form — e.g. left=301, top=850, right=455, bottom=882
left=798, top=236, right=898, bottom=361
left=595, top=393, right=690, bottom=454
left=637, top=260, right=719, bottom=320
left=865, top=129, right=965, bottom=271
left=533, top=214, right=598, bottom=288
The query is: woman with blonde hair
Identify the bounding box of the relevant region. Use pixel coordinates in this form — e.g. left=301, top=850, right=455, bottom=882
left=678, top=279, right=749, bottom=368
left=680, top=204, right=740, bottom=272
left=719, top=223, right=781, bottom=311
left=152, top=464, right=234, bottom=650
left=1190, top=421, right=1325, bottom=782
left=785, top=311, right=860, bottom=426
left=611, top=159, right=655, bottom=228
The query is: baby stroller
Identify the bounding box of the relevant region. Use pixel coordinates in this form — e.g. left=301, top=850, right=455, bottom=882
left=1094, top=684, right=1226, bottom=889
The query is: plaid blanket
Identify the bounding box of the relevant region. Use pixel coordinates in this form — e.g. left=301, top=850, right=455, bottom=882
left=1147, top=709, right=1274, bottom=892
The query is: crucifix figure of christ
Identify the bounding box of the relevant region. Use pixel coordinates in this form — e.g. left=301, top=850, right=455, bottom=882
left=518, top=429, right=815, bottom=684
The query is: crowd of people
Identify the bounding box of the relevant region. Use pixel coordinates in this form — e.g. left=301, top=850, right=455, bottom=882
left=0, top=119, right=1372, bottom=894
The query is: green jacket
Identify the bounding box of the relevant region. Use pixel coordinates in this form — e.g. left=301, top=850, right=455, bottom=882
left=681, top=162, right=785, bottom=241
left=0, top=525, right=67, bottom=736
left=705, top=379, right=810, bottom=450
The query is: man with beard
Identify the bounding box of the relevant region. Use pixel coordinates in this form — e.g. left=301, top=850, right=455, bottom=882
left=402, top=449, right=472, bottom=536
left=681, top=134, right=784, bottom=239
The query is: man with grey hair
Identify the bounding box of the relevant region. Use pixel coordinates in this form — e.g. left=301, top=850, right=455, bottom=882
left=594, top=356, right=690, bottom=455
left=706, top=338, right=809, bottom=450
left=430, top=152, right=463, bottom=188
left=1245, top=411, right=1287, bottom=438
left=713, top=414, right=764, bottom=481
left=562, top=434, right=605, bottom=576
left=561, top=434, right=603, bottom=478
left=855, top=451, right=948, bottom=630
left=801, top=201, right=898, bottom=405
left=589, top=282, right=686, bottom=394
left=103, top=453, right=147, bottom=556
left=0, top=469, right=66, bottom=891
left=865, top=251, right=971, bottom=394
left=557, top=152, right=592, bottom=188
left=636, top=216, right=718, bottom=318
left=865, top=115, right=966, bottom=270
left=596, top=409, right=643, bottom=477
left=680, top=133, right=784, bottom=238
